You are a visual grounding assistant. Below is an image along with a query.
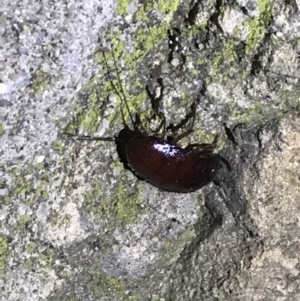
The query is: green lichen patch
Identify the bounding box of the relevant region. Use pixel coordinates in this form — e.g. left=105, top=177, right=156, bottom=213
left=212, top=39, right=241, bottom=84
left=0, top=236, right=9, bottom=272
left=135, top=0, right=180, bottom=22
left=116, top=0, right=134, bottom=16
left=87, top=271, right=126, bottom=299
left=84, top=181, right=103, bottom=206
left=0, top=122, right=5, bottom=136
left=39, top=247, right=56, bottom=269
left=8, top=163, right=50, bottom=209
left=51, top=140, right=66, bottom=154
left=22, top=258, right=35, bottom=271
left=47, top=296, right=79, bottom=301
left=22, top=241, right=57, bottom=272
left=65, top=61, right=117, bottom=134
left=234, top=87, right=300, bottom=126
left=95, top=43, right=149, bottom=127
left=31, top=68, right=51, bottom=94
left=15, top=215, right=31, bottom=230
left=26, top=242, right=36, bottom=254
left=66, top=0, right=180, bottom=136
left=3, top=194, right=11, bottom=206
left=116, top=182, right=143, bottom=224
left=76, top=106, right=101, bottom=134
left=245, top=0, right=272, bottom=54
left=84, top=180, right=145, bottom=227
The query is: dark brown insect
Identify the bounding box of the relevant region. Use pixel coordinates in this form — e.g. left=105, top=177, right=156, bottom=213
left=65, top=48, right=230, bottom=193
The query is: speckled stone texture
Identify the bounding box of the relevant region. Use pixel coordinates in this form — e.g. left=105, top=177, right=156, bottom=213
left=0, top=0, right=300, bottom=300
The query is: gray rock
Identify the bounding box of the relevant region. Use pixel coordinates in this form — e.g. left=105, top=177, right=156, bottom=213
left=1, top=0, right=300, bottom=301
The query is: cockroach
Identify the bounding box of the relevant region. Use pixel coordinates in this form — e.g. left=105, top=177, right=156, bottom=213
left=65, top=47, right=231, bottom=193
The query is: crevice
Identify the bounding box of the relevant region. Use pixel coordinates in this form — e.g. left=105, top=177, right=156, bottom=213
left=224, top=123, right=238, bottom=146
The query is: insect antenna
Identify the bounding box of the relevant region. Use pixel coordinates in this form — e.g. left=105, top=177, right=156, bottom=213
left=64, top=45, right=138, bottom=142
left=63, top=132, right=115, bottom=142
left=102, top=48, right=136, bottom=130
left=62, top=95, right=116, bottom=142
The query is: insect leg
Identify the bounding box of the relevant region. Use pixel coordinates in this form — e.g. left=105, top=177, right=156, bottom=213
left=170, top=102, right=197, bottom=144
left=185, top=135, right=219, bottom=153
left=217, top=154, right=232, bottom=171
left=167, top=102, right=197, bottom=135
left=185, top=143, right=215, bottom=153
left=212, top=175, right=221, bottom=186
left=146, top=77, right=166, bottom=136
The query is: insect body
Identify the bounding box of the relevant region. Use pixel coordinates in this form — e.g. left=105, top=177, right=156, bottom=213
left=117, top=127, right=230, bottom=193
left=66, top=48, right=230, bottom=193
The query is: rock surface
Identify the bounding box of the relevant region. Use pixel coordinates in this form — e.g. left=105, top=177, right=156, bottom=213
left=0, top=0, right=300, bottom=300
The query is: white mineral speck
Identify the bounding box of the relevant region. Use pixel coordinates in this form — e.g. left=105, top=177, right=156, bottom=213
left=35, top=155, right=45, bottom=164
left=0, top=83, right=9, bottom=94
left=171, top=58, right=180, bottom=67
left=0, top=188, right=8, bottom=196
